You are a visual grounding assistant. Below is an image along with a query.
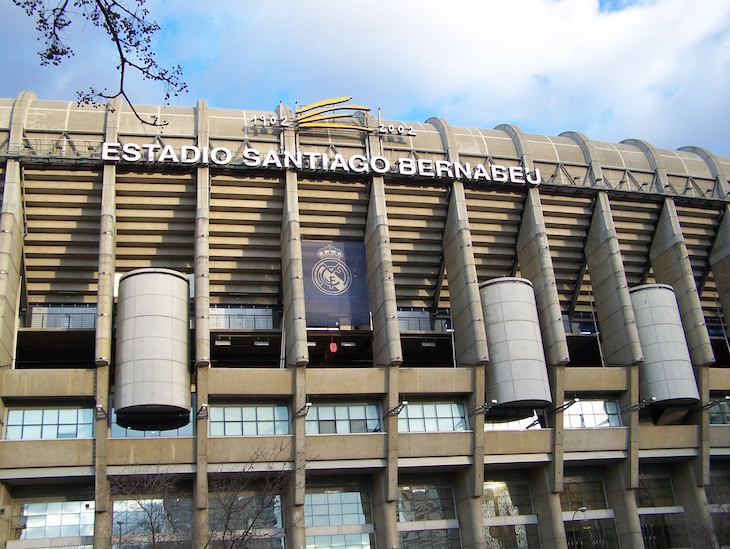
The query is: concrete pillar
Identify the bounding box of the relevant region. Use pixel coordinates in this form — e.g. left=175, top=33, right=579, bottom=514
left=671, top=460, right=718, bottom=548
left=385, top=363, right=399, bottom=503
left=530, top=465, right=568, bottom=549
left=650, top=198, right=714, bottom=367
left=0, top=482, right=13, bottom=544
left=548, top=365, right=565, bottom=493
left=372, top=469, right=398, bottom=549
left=442, top=181, right=489, bottom=368
left=621, top=364, right=641, bottom=489
left=281, top=174, right=308, bottom=367
left=517, top=187, right=569, bottom=366
left=364, top=174, right=402, bottom=367
left=710, top=205, right=730, bottom=331
left=0, top=91, right=34, bottom=368
left=454, top=468, right=487, bottom=549
left=193, top=99, right=211, bottom=548
left=93, top=97, right=121, bottom=549
left=604, top=463, right=643, bottom=548
left=290, top=364, right=307, bottom=549
left=585, top=192, right=643, bottom=366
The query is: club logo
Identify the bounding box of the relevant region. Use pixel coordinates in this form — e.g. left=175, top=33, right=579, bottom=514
left=312, top=244, right=352, bottom=296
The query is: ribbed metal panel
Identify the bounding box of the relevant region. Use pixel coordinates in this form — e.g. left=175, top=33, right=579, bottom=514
left=384, top=182, right=448, bottom=308
left=464, top=188, right=524, bottom=281
left=675, top=203, right=723, bottom=319
left=209, top=174, right=283, bottom=305
left=298, top=178, right=369, bottom=240
left=22, top=167, right=102, bottom=303
left=610, top=199, right=661, bottom=287
left=115, top=170, right=195, bottom=273
left=540, top=193, right=593, bottom=314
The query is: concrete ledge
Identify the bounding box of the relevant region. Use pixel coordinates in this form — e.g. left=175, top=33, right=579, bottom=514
left=107, top=437, right=195, bottom=466
left=563, top=366, right=629, bottom=392
left=1, top=368, right=95, bottom=399
left=208, top=435, right=294, bottom=464
left=208, top=367, right=294, bottom=397
left=564, top=427, right=628, bottom=452
left=307, top=368, right=387, bottom=395
left=306, top=433, right=387, bottom=461
left=0, top=439, right=93, bottom=469
left=484, top=429, right=553, bottom=455
left=639, top=425, right=699, bottom=450
left=398, top=431, right=473, bottom=458
left=399, top=367, right=473, bottom=394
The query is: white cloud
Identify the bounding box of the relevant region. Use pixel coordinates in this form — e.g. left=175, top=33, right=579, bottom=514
left=1, top=0, right=729, bottom=154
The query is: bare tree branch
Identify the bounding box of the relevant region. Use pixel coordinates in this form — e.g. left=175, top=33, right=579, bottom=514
left=12, top=0, right=187, bottom=126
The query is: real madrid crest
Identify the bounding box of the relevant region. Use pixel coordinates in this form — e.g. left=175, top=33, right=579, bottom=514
left=312, top=244, right=352, bottom=296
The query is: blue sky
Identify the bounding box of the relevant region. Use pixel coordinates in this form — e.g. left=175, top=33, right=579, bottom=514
left=1, top=0, right=729, bottom=155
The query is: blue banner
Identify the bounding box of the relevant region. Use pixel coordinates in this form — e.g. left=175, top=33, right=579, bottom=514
left=302, top=240, right=370, bottom=328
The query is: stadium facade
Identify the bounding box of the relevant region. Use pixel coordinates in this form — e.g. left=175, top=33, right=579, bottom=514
left=0, top=91, right=729, bottom=548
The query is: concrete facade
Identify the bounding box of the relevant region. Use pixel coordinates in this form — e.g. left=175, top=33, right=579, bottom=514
left=0, top=93, right=729, bottom=548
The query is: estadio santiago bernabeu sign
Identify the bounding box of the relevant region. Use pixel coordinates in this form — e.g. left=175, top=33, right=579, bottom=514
left=101, top=142, right=542, bottom=185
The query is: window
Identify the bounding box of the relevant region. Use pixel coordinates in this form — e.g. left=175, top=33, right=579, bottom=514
left=561, top=475, right=620, bottom=549
left=113, top=496, right=192, bottom=546
left=305, top=478, right=375, bottom=549
left=5, top=408, right=93, bottom=440
left=11, top=499, right=94, bottom=541
left=305, top=404, right=380, bottom=434
left=709, top=399, right=730, bottom=424
left=209, top=405, right=289, bottom=436
left=484, top=410, right=546, bottom=431
left=707, top=471, right=730, bottom=543
left=398, top=403, right=467, bottom=433
left=397, top=476, right=461, bottom=549
left=209, top=491, right=284, bottom=549
left=563, top=399, right=621, bottom=428
left=635, top=475, right=691, bottom=549
left=482, top=480, right=540, bottom=548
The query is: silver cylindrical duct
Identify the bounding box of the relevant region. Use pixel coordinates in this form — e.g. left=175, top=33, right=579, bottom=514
left=115, top=268, right=191, bottom=430
left=479, top=277, right=552, bottom=418
left=630, top=284, right=699, bottom=410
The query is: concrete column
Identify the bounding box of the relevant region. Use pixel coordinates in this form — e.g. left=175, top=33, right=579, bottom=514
left=364, top=175, right=402, bottom=367
left=454, top=468, right=487, bottom=549
left=443, top=181, right=489, bottom=368
left=671, top=460, right=718, bottom=548
left=385, top=364, right=399, bottom=503
left=289, top=364, right=307, bottom=549
left=372, top=469, right=398, bottom=549
left=517, top=187, right=570, bottom=366
left=0, top=482, right=12, bottom=544
left=530, top=465, right=568, bottom=549
left=93, top=97, right=121, bottom=549
left=280, top=171, right=308, bottom=367
left=621, top=364, right=641, bottom=489
left=0, top=91, right=35, bottom=368
left=548, top=365, right=565, bottom=493
left=650, top=198, right=714, bottom=367
left=193, top=99, right=211, bottom=548
left=585, top=192, right=643, bottom=366
left=710, top=205, right=730, bottom=328
left=603, top=463, right=643, bottom=548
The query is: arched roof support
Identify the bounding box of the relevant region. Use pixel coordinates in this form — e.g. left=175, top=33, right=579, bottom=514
left=621, top=138, right=670, bottom=194
left=495, top=123, right=535, bottom=174
left=560, top=131, right=606, bottom=188
left=9, top=91, right=36, bottom=156
left=679, top=146, right=730, bottom=199
left=426, top=117, right=459, bottom=162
